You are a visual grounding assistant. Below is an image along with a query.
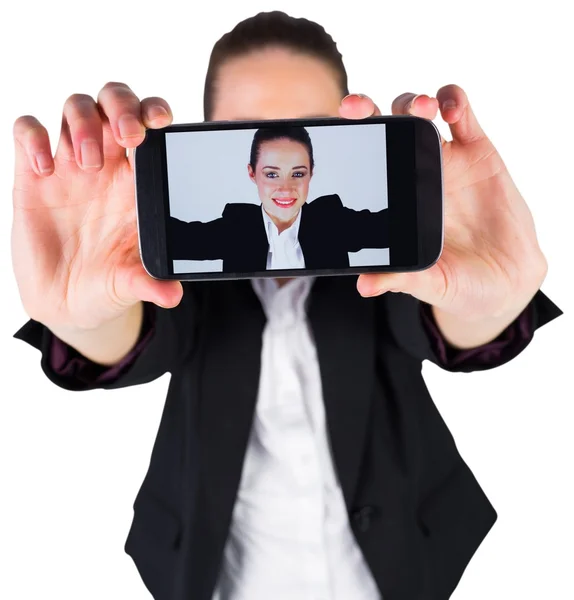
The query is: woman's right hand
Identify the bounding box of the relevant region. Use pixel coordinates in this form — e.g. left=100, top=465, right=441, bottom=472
left=11, top=82, right=183, bottom=334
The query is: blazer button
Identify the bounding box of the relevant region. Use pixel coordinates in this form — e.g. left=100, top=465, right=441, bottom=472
left=352, top=506, right=377, bottom=533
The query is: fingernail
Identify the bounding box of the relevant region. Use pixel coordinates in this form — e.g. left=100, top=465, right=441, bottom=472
left=35, top=152, right=53, bottom=174
left=118, top=115, right=143, bottom=139
left=442, top=99, right=457, bottom=111
left=409, top=94, right=422, bottom=111
left=342, top=93, right=366, bottom=103
left=80, top=139, right=102, bottom=169
left=148, top=105, right=169, bottom=121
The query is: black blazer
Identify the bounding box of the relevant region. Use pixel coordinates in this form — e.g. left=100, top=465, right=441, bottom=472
left=14, top=281, right=562, bottom=600
left=168, top=194, right=389, bottom=271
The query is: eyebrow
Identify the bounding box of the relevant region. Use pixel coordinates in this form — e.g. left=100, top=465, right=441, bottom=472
left=262, top=165, right=309, bottom=170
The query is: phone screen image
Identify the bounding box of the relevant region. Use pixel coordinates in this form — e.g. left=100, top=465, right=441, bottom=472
left=164, top=121, right=412, bottom=277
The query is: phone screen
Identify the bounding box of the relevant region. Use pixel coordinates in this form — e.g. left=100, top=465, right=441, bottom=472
left=161, top=119, right=419, bottom=277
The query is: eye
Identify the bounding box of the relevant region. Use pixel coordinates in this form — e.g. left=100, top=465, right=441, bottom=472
left=265, top=172, right=278, bottom=178
left=292, top=172, right=306, bottom=178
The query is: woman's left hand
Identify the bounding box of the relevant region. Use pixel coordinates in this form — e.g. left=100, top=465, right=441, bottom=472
left=340, top=86, right=547, bottom=322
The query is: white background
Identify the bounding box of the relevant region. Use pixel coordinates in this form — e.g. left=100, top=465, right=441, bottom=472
left=166, top=123, right=389, bottom=273
left=1, top=1, right=572, bottom=599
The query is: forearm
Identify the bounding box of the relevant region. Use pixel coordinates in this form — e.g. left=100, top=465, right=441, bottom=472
left=168, top=216, right=223, bottom=260
left=46, top=302, right=144, bottom=366
left=344, top=207, right=389, bottom=251
left=431, top=296, right=533, bottom=350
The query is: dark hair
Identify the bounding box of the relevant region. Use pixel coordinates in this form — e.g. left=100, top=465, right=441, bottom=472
left=249, top=127, right=314, bottom=173
left=204, top=11, right=349, bottom=120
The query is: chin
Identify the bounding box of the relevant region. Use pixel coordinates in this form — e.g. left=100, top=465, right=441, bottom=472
left=280, top=209, right=299, bottom=221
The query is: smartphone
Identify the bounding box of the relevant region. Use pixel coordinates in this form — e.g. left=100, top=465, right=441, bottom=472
left=134, top=115, right=443, bottom=281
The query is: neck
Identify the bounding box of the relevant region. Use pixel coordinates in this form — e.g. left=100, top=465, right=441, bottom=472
left=264, top=208, right=299, bottom=286
left=266, top=209, right=299, bottom=234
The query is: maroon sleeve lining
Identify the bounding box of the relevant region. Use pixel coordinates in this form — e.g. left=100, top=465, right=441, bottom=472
left=420, top=302, right=534, bottom=369
left=48, top=298, right=535, bottom=383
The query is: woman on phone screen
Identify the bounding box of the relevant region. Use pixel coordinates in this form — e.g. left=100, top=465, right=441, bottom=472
left=168, top=126, right=389, bottom=272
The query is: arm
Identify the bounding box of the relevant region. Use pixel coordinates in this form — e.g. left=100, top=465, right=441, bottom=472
left=347, top=88, right=562, bottom=360
left=431, top=300, right=532, bottom=350
left=13, top=290, right=197, bottom=391
left=11, top=84, right=195, bottom=392
left=420, top=300, right=534, bottom=370
left=168, top=216, right=227, bottom=261
left=307, top=195, right=388, bottom=251
left=340, top=206, right=389, bottom=252
left=383, top=289, right=562, bottom=373
left=46, top=302, right=144, bottom=367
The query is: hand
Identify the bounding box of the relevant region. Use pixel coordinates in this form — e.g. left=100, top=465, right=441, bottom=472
left=11, top=82, right=183, bottom=332
left=339, top=87, right=547, bottom=322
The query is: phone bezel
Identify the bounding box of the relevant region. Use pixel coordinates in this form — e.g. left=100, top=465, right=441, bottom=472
left=134, top=115, right=443, bottom=281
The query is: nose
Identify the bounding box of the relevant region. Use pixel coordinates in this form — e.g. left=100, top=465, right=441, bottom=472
left=274, top=181, right=295, bottom=196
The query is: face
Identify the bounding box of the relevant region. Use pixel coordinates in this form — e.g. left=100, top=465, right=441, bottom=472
left=247, top=138, right=311, bottom=223
left=212, top=48, right=342, bottom=228
left=211, top=47, right=343, bottom=121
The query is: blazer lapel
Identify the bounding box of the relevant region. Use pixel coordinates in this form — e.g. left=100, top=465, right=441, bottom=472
left=224, top=204, right=269, bottom=272
left=240, top=206, right=269, bottom=272
left=298, top=202, right=325, bottom=269
left=181, top=277, right=376, bottom=599
left=183, top=280, right=266, bottom=600
left=308, top=275, right=376, bottom=510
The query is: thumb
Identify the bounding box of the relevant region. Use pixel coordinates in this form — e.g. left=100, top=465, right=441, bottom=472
left=357, top=268, right=445, bottom=305
left=116, top=263, right=184, bottom=309
left=357, top=272, right=410, bottom=297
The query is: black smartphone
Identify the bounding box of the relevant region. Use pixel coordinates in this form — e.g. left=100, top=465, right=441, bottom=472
left=134, top=115, right=443, bottom=281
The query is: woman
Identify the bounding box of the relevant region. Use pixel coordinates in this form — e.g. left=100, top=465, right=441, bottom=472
left=168, top=125, right=388, bottom=272
left=11, top=9, right=560, bottom=600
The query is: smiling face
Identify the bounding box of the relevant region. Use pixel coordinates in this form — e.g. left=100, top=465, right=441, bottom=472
left=208, top=47, right=344, bottom=239
left=211, top=48, right=343, bottom=232
left=247, top=138, right=312, bottom=227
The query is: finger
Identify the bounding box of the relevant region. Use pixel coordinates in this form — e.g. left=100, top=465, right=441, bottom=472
left=436, top=84, right=486, bottom=145
left=116, top=262, right=184, bottom=309
left=97, top=82, right=146, bottom=151
left=57, top=94, right=104, bottom=172
left=140, top=96, right=173, bottom=129
left=391, top=92, right=440, bottom=121
left=391, top=92, right=446, bottom=148
left=357, top=272, right=411, bottom=297
left=129, top=97, right=174, bottom=170
left=13, top=116, right=54, bottom=177
left=356, top=268, right=440, bottom=302
left=339, top=94, right=382, bottom=119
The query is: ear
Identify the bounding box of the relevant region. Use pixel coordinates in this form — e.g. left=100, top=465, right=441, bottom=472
left=247, top=163, right=256, bottom=183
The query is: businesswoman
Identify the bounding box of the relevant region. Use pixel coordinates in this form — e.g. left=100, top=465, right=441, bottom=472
left=167, top=126, right=389, bottom=272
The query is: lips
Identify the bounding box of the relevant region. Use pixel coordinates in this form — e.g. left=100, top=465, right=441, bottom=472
left=272, top=197, right=297, bottom=209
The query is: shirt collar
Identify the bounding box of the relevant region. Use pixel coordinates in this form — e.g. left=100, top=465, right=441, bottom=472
left=251, top=275, right=314, bottom=323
